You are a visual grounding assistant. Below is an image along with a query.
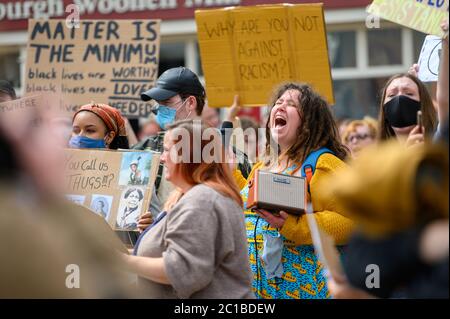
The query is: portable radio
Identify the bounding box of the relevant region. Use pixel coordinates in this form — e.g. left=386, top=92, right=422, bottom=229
left=247, top=170, right=307, bottom=215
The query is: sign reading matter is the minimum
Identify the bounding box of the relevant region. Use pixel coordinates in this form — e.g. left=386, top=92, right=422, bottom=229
left=25, top=19, right=160, bottom=118
left=196, top=4, right=334, bottom=107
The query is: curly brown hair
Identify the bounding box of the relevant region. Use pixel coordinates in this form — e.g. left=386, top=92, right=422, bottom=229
left=263, top=82, right=349, bottom=168
left=378, top=73, right=437, bottom=140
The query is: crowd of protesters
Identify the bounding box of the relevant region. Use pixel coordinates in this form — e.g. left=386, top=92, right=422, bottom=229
left=0, top=17, right=448, bottom=300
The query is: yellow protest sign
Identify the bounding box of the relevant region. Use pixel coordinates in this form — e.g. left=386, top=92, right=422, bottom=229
left=25, top=19, right=160, bottom=118
left=64, top=148, right=160, bottom=231
left=195, top=4, right=334, bottom=107
left=367, top=0, right=449, bottom=37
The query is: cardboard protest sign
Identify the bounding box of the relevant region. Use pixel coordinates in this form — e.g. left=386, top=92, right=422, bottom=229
left=196, top=4, right=334, bottom=107
left=0, top=94, right=73, bottom=143
left=25, top=19, right=160, bottom=118
left=0, top=94, right=46, bottom=117
left=367, top=0, right=449, bottom=37
left=64, top=148, right=160, bottom=231
left=0, top=93, right=72, bottom=118
left=418, top=35, right=443, bottom=82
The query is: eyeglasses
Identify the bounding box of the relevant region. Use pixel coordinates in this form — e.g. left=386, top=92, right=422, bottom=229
left=347, top=133, right=372, bottom=143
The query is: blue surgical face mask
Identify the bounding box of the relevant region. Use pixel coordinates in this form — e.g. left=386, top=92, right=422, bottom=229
left=68, top=135, right=106, bottom=149
left=156, top=99, right=191, bottom=130
left=155, top=105, right=177, bottom=130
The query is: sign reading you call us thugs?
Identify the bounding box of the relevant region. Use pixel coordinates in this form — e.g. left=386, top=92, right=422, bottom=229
left=64, top=148, right=160, bottom=231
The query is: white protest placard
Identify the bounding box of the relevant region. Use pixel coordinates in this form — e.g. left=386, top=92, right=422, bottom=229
left=418, top=35, right=443, bottom=82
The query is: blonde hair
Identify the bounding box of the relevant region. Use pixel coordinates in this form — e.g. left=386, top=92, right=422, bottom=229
left=342, top=118, right=378, bottom=144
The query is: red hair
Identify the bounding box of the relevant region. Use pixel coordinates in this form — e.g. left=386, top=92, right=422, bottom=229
left=163, top=120, right=243, bottom=211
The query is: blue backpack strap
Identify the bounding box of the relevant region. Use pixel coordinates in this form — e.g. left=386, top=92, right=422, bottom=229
left=300, top=147, right=334, bottom=194
left=133, top=211, right=167, bottom=256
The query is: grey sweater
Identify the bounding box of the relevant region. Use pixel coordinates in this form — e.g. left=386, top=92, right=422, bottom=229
left=135, top=184, right=255, bottom=299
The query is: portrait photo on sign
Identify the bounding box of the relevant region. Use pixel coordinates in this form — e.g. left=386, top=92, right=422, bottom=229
left=118, top=152, right=153, bottom=186
left=116, top=186, right=145, bottom=230
left=90, top=195, right=113, bottom=221
left=65, top=194, right=86, bottom=206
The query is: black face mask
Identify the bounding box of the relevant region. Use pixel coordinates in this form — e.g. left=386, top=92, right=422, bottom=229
left=383, top=95, right=421, bottom=128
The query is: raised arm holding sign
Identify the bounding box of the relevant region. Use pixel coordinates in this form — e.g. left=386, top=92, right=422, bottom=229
left=196, top=4, right=334, bottom=108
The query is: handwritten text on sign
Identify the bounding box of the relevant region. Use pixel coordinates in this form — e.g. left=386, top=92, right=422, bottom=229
left=196, top=4, right=334, bottom=107
left=26, top=20, right=160, bottom=118
left=367, top=0, right=449, bottom=37
left=63, top=148, right=160, bottom=231
left=65, top=153, right=116, bottom=192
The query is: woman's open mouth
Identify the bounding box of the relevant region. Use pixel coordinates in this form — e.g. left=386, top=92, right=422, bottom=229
left=273, top=115, right=287, bottom=130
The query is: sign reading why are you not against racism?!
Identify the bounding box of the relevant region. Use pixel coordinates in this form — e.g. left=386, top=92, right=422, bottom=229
left=25, top=19, right=160, bottom=118
left=195, top=4, right=334, bottom=107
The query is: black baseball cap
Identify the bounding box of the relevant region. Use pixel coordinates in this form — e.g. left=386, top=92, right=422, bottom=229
left=141, top=67, right=205, bottom=102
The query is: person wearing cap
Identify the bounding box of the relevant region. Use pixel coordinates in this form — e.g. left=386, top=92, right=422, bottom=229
left=134, top=67, right=206, bottom=224
left=140, top=66, right=206, bottom=129
left=69, top=103, right=130, bottom=150
left=137, top=67, right=252, bottom=181
left=134, top=67, right=252, bottom=232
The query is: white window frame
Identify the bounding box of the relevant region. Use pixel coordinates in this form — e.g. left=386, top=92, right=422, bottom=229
left=330, top=24, right=415, bottom=80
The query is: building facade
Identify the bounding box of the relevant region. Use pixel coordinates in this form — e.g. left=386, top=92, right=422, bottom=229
left=0, top=0, right=427, bottom=120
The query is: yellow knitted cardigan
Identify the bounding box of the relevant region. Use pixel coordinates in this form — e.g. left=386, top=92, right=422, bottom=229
left=233, top=153, right=354, bottom=246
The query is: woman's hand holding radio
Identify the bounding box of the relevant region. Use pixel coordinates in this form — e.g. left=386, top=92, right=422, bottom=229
left=256, top=209, right=289, bottom=229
